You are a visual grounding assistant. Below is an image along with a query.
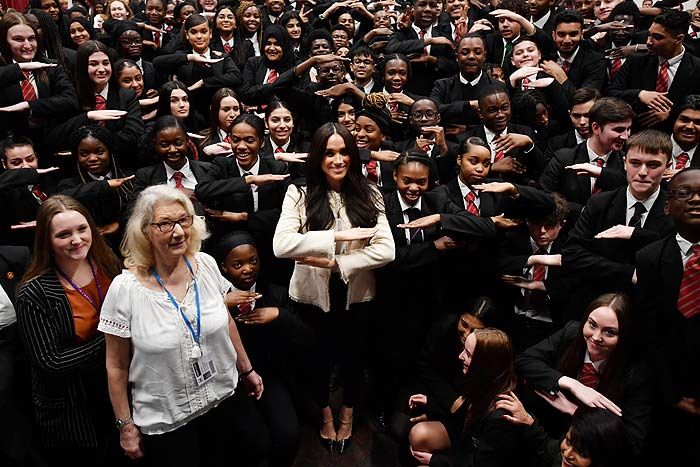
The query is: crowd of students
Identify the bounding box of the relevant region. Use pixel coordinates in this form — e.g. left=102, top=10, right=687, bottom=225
left=0, top=0, right=699, bottom=465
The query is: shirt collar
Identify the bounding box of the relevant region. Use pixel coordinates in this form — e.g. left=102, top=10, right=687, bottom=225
left=484, top=125, right=507, bottom=143
left=676, top=233, right=698, bottom=257
left=660, top=47, right=684, bottom=67
left=164, top=158, right=193, bottom=180
left=87, top=171, right=113, bottom=181
left=197, top=48, right=211, bottom=59
left=586, top=140, right=610, bottom=163
left=672, top=137, right=697, bottom=161
left=584, top=351, right=606, bottom=370
left=626, top=186, right=660, bottom=214
left=558, top=45, right=579, bottom=65
left=397, top=191, right=422, bottom=210
left=457, top=176, right=477, bottom=199
left=575, top=130, right=587, bottom=144
left=530, top=238, right=551, bottom=254
left=272, top=138, right=291, bottom=152
left=459, top=71, right=483, bottom=86
left=97, top=84, right=109, bottom=100
left=236, top=155, right=260, bottom=176
left=533, top=10, right=551, bottom=29
left=412, top=23, right=432, bottom=37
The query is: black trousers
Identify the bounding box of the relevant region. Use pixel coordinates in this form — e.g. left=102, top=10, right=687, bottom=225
left=294, top=274, right=369, bottom=408
left=142, top=391, right=270, bottom=467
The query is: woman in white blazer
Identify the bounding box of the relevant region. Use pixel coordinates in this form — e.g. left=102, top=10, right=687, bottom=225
left=273, top=122, right=394, bottom=454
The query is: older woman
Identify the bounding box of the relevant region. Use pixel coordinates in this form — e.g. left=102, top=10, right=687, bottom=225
left=99, top=185, right=268, bottom=464
left=15, top=195, right=121, bottom=464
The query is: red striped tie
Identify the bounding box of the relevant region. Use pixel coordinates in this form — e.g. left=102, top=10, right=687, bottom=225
left=561, top=61, right=570, bottom=74
left=610, top=58, right=622, bottom=78
left=154, top=30, right=161, bottom=48
left=591, top=157, right=605, bottom=194
left=494, top=134, right=505, bottom=162
left=418, top=29, right=428, bottom=54
left=532, top=248, right=547, bottom=282
left=172, top=171, right=184, bottom=189
left=95, top=94, right=107, bottom=111
left=275, top=147, right=284, bottom=154
left=21, top=71, right=37, bottom=102
left=266, top=68, right=278, bottom=84
left=676, top=152, right=689, bottom=170
left=678, top=245, right=700, bottom=318
left=366, top=160, right=379, bottom=183
left=465, top=191, right=479, bottom=216
left=578, top=362, right=599, bottom=389
left=656, top=61, right=669, bottom=93
left=31, top=184, right=48, bottom=202
left=224, top=43, right=232, bottom=53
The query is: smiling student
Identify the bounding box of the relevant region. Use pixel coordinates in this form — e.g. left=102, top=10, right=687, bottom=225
left=515, top=293, right=652, bottom=458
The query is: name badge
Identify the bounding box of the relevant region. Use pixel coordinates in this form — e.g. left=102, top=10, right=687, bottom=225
left=191, top=353, right=218, bottom=387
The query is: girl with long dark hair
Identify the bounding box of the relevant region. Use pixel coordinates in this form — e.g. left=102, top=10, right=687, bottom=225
left=273, top=122, right=394, bottom=454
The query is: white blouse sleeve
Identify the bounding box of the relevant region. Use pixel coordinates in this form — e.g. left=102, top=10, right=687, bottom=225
left=98, top=273, right=132, bottom=338
left=197, top=252, right=233, bottom=295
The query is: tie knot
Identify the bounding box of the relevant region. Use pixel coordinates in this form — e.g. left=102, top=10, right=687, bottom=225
left=95, top=94, right=106, bottom=103
left=22, top=70, right=31, bottom=79
left=405, top=207, right=421, bottom=220
left=535, top=247, right=547, bottom=255
left=633, top=201, right=647, bottom=213
left=275, top=147, right=284, bottom=153
left=691, top=245, right=700, bottom=256
left=593, top=157, right=605, bottom=167
left=173, top=171, right=184, bottom=181
left=582, top=362, right=597, bottom=375
left=465, top=191, right=477, bottom=202
left=243, top=172, right=252, bottom=177
left=661, top=60, right=669, bottom=70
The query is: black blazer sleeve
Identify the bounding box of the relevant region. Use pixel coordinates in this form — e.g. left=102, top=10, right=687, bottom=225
left=515, top=321, right=578, bottom=393
left=238, top=57, right=276, bottom=105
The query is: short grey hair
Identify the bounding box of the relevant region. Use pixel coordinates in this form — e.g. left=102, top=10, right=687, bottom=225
left=121, top=185, right=209, bottom=271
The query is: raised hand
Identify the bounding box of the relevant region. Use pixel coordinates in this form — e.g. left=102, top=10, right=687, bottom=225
left=18, top=61, right=57, bottom=71
left=274, top=152, right=309, bottom=163
left=87, top=110, right=126, bottom=121
left=495, top=391, right=535, bottom=426
left=595, top=225, right=635, bottom=240
left=473, top=181, right=517, bottom=195
left=202, top=142, right=232, bottom=156
left=245, top=173, right=290, bottom=186
left=334, top=227, right=378, bottom=241
left=565, top=162, right=602, bottom=177
left=397, top=213, right=441, bottom=230
left=107, top=175, right=136, bottom=188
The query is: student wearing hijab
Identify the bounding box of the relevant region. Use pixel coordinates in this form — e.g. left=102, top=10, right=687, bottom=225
left=239, top=24, right=298, bottom=110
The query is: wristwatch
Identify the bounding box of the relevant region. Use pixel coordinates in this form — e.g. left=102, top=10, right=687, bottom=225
left=115, top=416, right=134, bottom=430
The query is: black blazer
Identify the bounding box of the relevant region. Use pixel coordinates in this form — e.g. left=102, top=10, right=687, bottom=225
left=57, top=176, right=131, bottom=228
left=44, top=86, right=144, bottom=165
left=458, top=124, right=548, bottom=186
left=515, top=321, right=652, bottom=455
left=238, top=56, right=297, bottom=106
left=153, top=50, right=242, bottom=117
left=130, top=159, right=219, bottom=205
left=562, top=187, right=674, bottom=303
left=0, top=62, right=78, bottom=141
left=429, top=72, right=507, bottom=127
left=539, top=141, right=627, bottom=214
left=495, top=228, right=571, bottom=326
left=560, top=44, right=607, bottom=98
left=259, top=135, right=310, bottom=183
left=15, top=271, right=112, bottom=448
left=0, top=170, right=58, bottom=247
left=608, top=52, right=700, bottom=126
left=210, top=35, right=256, bottom=70
left=635, top=235, right=700, bottom=406
left=385, top=26, right=459, bottom=96
left=545, top=130, right=579, bottom=160
left=140, top=58, right=166, bottom=92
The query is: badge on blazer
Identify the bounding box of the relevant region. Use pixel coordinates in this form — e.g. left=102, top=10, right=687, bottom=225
left=6, top=272, right=14, bottom=280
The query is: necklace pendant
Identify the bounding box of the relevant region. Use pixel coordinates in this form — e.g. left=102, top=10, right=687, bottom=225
left=191, top=345, right=202, bottom=359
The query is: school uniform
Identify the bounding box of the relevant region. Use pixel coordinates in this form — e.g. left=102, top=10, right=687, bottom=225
left=260, top=135, right=309, bottom=184
left=44, top=85, right=144, bottom=167
left=238, top=56, right=298, bottom=106
left=429, top=71, right=507, bottom=127
left=515, top=321, right=653, bottom=456
left=385, top=24, right=459, bottom=96
left=0, top=169, right=57, bottom=248
left=563, top=186, right=674, bottom=318
left=153, top=49, right=242, bottom=118
left=211, top=34, right=256, bottom=70
left=539, top=141, right=628, bottom=216
left=195, top=155, right=291, bottom=284
left=557, top=44, right=607, bottom=98
left=0, top=62, right=78, bottom=145
left=57, top=172, right=132, bottom=229
left=635, top=233, right=700, bottom=464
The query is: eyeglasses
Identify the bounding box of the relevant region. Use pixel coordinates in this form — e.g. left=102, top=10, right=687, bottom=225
left=669, top=188, right=700, bottom=201
left=150, top=215, right=194, bottom=232
left=119, top=38, right=143, bottom=46
left=411, top=110, right=438, bottom=120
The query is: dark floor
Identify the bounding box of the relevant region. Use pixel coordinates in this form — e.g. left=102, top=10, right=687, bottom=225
left=291, top=382, right=407, bottom=467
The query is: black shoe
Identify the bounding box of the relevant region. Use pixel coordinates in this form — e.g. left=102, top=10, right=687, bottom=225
left=336, top=436, right=351, bottom=455
left=337, top=416, right=353, bottom=455
left=375, top=412, right=389, bottom=434
left=318, top=433, right=335, bottom=454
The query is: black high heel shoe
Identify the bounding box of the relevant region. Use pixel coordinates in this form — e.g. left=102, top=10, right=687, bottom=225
left=319, top=418, right=336, bottom=454
left=336, top=416, right=353, bottom=455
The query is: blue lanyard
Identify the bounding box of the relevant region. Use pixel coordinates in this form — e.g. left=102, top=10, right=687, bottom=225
left=57, top=258, right=104, bottom=311
left=152, top=257, right=201, bottom=347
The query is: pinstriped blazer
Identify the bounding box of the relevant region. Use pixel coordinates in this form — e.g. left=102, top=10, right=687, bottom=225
left=15, top=270, right=111, bottom=448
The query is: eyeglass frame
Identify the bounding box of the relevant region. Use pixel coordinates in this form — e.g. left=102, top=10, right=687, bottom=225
left=119, top=37, right=143, bottom=46
left=410, top=110, right=438, bottom=121
left=150, top=215, right=195, bottom=233
left=668, top=188, right=700, bottom=201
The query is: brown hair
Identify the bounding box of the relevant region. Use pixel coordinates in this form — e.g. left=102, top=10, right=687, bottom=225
left=0, top=12, right=49, bottom=87
left=625, top=129, right=672, bottom=163
left=589, top=97, right=634, bottom=127
left=558, top=293, right=633, bottom=403
left=22, top=195, right=121, bottom=283
left=462, top=328, right=516, bottom=432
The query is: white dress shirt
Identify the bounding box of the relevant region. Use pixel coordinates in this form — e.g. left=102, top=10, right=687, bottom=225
left=625, top=187, right=660, bottom=227
left=397, top=192, right=422, bottom=244
left=165, top=159, right=197, bottom=190
left=236, top=156, right=261, bottom=212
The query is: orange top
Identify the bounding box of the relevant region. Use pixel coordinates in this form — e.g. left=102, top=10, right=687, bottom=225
left=63, top=268, right=112, bottom=343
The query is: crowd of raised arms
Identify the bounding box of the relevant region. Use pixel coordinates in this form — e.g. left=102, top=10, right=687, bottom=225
left=0, top=0, right=699, bottom=466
